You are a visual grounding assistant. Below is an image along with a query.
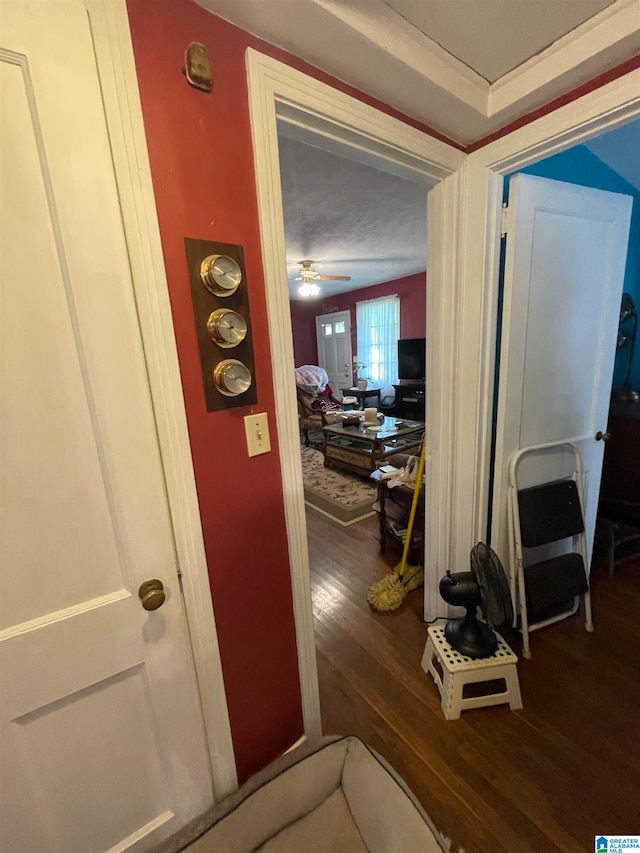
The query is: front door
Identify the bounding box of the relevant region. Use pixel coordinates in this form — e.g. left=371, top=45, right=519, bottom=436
left=492, top=174, right=632, bottom=569
left=1, top=3, right=214, bottom=850
left=315, top=310, right=352, bottom=394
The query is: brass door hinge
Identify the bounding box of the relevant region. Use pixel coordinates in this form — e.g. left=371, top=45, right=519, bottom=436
left=501, top=204, right=509, bottom=238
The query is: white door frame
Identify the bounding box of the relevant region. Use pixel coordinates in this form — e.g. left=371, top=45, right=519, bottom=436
left=247, top=49, right=481, bottom=738
left=85, top=0, right=237, bottom=797
left=465, top=69, right=640, bottom=561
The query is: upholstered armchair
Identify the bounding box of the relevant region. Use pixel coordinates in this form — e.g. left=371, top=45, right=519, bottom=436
left=295, top=365, right=344, bottom=446
left=296, top=385, right=342, bottom=447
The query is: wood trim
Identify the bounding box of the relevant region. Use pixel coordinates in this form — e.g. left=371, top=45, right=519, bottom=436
left=468, top=70, right=640, bottom=171
left=86, top=0, right=237, bottom=798
left=305, top=0, right=488, bottom=113
left=284, top=735, right=307, bottom=754
left=199, top=0, right=638, bottom=149
left=423, top=162, right=506, bottom=616
left=423, top=178, right=456, bottom=620
left=488, top=0, right=640, bottom=116
left=247, top=50, right=322, bottom=740
left=470, top=56, right=640, bottom=151
left=247, top=51, right=464, bottom=180
left=316, top=0, right=640, bottom=123
left=246, top=48, right=472, bottom=713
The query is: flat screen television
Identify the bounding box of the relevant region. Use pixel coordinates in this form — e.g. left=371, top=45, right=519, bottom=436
left=397, top=338, right=426, bottom=382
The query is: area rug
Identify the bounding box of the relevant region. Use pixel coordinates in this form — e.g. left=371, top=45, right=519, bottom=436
left=301, top=446, right=377, bottom=526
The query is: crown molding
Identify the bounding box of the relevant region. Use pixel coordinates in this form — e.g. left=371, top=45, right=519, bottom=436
left=310, top=0, right=489, bottom=112
left=489, top=0, right=640, bottom=117
left=197, top=0, right=640, bottom=144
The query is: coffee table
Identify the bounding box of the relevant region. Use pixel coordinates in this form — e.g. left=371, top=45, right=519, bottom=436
left=323, top=417, right=424, bottom=476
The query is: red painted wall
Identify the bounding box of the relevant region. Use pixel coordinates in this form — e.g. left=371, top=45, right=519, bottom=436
left=125, top=0, right=444, bottom=784
left=290, top=301, right=318, bottom=367
left=125, top=0, right=637, bottom=785
left=126, top=0, right=304, bottom=783
left=290, top=273, right=426, bottom=368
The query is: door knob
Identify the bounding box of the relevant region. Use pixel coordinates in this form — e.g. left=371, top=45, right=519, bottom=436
left=595, top=431, right=611, bottom=442
left=138, top=578, right=165, bottom=611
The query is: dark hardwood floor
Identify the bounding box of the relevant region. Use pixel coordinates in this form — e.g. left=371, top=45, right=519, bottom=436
left=306, top=507, right=640, bottom=853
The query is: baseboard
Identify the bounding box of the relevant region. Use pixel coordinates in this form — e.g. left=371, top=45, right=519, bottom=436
left=285, top=735, right=307, bottom=755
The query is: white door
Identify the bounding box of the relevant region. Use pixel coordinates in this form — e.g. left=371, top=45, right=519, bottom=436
left=492, top=174, right=632, bottom=570
left=315, top=310, right=352, bottom=393
left=0, top=4, right=214, bottom=851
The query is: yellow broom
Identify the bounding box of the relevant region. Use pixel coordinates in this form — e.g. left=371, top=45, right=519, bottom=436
left=367, top=440, right=426, bottom=612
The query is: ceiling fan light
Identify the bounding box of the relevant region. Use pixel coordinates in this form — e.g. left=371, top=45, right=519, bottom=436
left=298, top=282, right=320, bottom=297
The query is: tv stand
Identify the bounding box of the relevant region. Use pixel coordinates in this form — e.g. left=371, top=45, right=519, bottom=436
left=393, top=384, right=425, bottom=420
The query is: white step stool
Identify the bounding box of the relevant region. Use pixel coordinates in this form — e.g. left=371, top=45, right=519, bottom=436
left=421, top=625, right=523, bottom=720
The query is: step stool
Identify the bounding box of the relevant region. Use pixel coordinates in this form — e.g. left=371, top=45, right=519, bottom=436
left=421, top=625, right=522, bottom=720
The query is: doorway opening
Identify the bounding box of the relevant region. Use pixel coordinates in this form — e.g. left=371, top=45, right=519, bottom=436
left=276, top=129, right=429, bottom=723
left=486, top=118, right=640, bottom=652
left=247, top=48, right=467, bottom=736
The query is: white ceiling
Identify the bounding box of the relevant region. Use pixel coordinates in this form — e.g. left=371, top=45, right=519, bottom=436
left=384, top=0, right=615, bottom=83
left=280, top=119, right=639, bottom=301
left=196, top=0, right=639, bottom=144
left=194, top=0, right=639, bottom=300
left=279, top=135, right=427, bottom=300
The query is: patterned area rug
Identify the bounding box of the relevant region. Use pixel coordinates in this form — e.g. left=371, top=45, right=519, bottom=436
left=301, top=446, right=377, bottom=526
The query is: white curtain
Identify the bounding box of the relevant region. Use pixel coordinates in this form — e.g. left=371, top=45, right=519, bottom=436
left=356, top=295, right=400, bottom=398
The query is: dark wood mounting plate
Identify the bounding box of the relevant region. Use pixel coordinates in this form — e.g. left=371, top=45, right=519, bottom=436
left=185, top=237, right=257, bottom=411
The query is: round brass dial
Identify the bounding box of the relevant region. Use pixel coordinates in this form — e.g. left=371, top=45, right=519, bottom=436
left=213, top=359, right=252, bottom=397
left=207, top=308, right=248, bottom=348
left=200, top=254, right=242, bottom=297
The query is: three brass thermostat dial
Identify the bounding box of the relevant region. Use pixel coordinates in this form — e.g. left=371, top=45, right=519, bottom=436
left=200, top=253, right=242, bottom=296
left=186, top=238, right=256, bottom=410
left=207, top=308, right=247, bottom=347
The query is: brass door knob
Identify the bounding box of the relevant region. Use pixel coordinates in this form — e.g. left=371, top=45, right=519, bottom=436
left=138, top=579, right=165, bottom=611
left=595, top=431, right=611, bottom=442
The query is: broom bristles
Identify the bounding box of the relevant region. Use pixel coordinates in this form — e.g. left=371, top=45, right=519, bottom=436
left=367, top=572, right=405, bottom=611
left=367, top=563, right=424, bottom=612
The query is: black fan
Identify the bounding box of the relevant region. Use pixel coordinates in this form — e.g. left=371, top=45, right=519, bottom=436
left=438, top=543, right=513, bottom=659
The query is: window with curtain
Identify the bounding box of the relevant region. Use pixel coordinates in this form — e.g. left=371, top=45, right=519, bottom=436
left=356, top=295, right=400, bottom=397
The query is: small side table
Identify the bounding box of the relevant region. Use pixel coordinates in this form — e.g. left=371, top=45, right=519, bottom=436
left=421, top=625, right=522, bottom=720
left=371, top=472, right=424, bottom=563
left=344, top=387, right=381, bottom=409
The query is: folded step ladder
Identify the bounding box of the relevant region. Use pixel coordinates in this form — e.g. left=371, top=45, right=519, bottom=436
left=508, top=441, right=594, bottom=659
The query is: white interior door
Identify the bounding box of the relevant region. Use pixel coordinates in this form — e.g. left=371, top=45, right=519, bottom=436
left=315, top=310, right=352, bottom=393
left=0, top=4, right=214, bottom=851
left=492, top=174, right=632, bottom=570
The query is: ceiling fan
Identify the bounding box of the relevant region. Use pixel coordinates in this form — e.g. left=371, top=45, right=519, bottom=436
left=295, top=260, right=351, bottom=296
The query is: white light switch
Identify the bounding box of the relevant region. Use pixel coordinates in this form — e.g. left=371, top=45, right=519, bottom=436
left=244, top=412, right=271, bottom=457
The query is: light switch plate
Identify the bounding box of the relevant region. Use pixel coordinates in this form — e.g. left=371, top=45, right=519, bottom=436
left=244, top=412, right=271, bottom=457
